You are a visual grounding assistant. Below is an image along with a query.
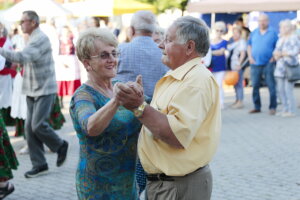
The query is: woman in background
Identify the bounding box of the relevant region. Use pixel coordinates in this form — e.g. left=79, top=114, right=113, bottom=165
left=273, top=19, right=300, bottom=117
left=0, top=112, right=18, bottom=199
left=227, top=26, right=247, bottom=109
left=56, top=25, right=81, bottom=108
left=211, top=21, right=228, bottom=109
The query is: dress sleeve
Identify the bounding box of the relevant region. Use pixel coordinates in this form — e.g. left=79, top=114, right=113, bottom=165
left=247, top=31, right=253, bottom=46
left=70, top=90, right=97, bottom=136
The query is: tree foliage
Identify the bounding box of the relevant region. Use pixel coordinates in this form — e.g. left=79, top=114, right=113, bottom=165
left=137, top=0, right=189, bottom=14
left=0, top=2, right=14, bottom=10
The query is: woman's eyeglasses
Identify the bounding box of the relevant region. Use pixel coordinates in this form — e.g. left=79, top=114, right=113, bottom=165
left=215, top=29, right=224, bottom=33
left=90, top=51, right=120, bottom=60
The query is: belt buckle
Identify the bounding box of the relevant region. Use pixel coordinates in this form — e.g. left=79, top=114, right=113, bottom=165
left=157, top=174, right=162, bottom=181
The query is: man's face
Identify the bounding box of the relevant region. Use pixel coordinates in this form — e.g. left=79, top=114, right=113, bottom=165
left=258, top=15, right=269, bottom=30
left=20, top=14, right=35, bottom=34
left=158, top=25, right=187, bottom=70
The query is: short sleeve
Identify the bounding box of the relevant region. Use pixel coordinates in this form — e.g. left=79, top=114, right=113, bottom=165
left=166, top=81, right=214, bottom=149
left=70, top=90, right=97, bottom=136
left=222, top=40, right=228, bottom=48
left=247, top=32, right=253, bottom=46
left=274, top=38, right=282, bottom=52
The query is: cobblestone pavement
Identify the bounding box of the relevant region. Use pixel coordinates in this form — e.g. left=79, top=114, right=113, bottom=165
left=5, top=87, right=300, bottom=200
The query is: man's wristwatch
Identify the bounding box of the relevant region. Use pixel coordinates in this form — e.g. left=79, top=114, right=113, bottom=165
left=133, top=101, right=147, bottom=118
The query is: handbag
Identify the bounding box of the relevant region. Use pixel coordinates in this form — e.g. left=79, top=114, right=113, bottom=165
left=224, top=71, right=239, bottom=85
left=286, top=63, right=300, bottom=82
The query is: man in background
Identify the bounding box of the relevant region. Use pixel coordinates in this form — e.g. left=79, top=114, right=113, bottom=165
left=247, top=13, right=278, bottom=115
left=0, top=10, right=68, bottom=178
left=115, top=10, right=168, bottom=99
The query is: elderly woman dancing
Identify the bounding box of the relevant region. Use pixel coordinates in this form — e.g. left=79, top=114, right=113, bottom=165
left=69, top=28, right=143, bottom=199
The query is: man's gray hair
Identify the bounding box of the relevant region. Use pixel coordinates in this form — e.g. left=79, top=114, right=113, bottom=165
left=173, top=16, right=210, bottom=57
left=23, top=10, right=40, bottom=26
left=76, top=28, right=118, bottom=62
left=130, top=10, right=156, bottom=33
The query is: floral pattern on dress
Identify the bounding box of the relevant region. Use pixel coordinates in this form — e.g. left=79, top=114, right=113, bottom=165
left=69, top=83, right=141, bottom=200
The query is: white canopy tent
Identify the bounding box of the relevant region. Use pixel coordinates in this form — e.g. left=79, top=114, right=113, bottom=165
left=62, top=0, right=155, bottom=17
left=63, top=0, right=113, bottom=17
left=1, top=0, right=72, bottom=22
left=187, top=0, right=300, bottom=13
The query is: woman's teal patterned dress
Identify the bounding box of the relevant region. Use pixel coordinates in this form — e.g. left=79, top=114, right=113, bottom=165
left=69, top=83, right=141, bottom=200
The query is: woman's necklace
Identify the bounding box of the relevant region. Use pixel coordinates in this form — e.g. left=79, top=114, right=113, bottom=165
left=87, top=80, right=113, bottom=98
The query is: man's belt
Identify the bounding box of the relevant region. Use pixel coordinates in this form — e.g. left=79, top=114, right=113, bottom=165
left=146, top=165, right=207, bottom=182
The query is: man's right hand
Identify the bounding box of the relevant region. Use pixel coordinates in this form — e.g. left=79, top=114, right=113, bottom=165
left=114, top=75, right=144, bottom=110
left=249, top=57, right=256, bottom=65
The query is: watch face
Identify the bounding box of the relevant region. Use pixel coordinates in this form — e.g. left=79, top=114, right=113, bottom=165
left=133, top=101, right=146, bottom=117
left=134, top=109, right=142, bottom=117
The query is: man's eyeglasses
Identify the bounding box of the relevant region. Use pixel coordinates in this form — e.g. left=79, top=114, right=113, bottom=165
left=20, top=19, right=32, bottom=25
left=90, top=51, right=120, bottom=60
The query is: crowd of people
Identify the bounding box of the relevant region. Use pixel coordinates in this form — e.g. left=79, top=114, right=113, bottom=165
left=209, top=14, right=300, bottom=117
left=0, top=8, right=299, bottom=200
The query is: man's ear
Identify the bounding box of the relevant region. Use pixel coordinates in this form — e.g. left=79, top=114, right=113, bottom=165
left=130, top=26, right=135, bottom=37
left=186, top=40, right=196, bottom=56
left=31, top=20, right=37, bottom=28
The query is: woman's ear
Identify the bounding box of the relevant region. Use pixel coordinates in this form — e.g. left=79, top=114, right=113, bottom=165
left=82, top=59, right=92, bottom=72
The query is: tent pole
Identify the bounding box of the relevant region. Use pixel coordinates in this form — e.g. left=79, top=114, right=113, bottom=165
left=211, top=13, right=215, bottom=29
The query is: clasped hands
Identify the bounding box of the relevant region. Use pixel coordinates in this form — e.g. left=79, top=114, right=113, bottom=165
left=113, top=75, right=145, bottom=110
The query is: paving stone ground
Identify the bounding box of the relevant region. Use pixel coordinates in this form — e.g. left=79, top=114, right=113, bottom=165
left=5, top=86, right=300, bottom=200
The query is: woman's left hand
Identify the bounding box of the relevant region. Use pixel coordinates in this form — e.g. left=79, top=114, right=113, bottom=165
left=114, top=76, right=144, bottom=110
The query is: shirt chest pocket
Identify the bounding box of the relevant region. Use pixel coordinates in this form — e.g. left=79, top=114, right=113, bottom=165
left=153, top=82, right=182, bottom=115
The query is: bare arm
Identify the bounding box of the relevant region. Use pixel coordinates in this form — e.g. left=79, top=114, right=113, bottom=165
left=239, top=51, right=246, bottom=66
left=138, top=105, right=184, bottom=149
left=247, top=45, right=255, bottom=64
left=273, top=50, right=282, bottom=61
left=115, top=76, right=183, bottom=149
left=212, top=48, right=226, bottom=56
left=87, top=98, right=120, bottom=136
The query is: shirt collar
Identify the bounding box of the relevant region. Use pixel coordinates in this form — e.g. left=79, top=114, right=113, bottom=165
left=30, top=27, right=40, bottom=37
left=132, top=36, right=154, bottom=42
left=165, top=57, right=202, bottom=80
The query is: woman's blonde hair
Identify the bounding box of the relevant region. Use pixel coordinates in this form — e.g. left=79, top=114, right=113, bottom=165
left=214, top=21, right=226, bottom=33
left=76, top=28, right=118, bottom=62
left=279, top=19, right=294, bottom=34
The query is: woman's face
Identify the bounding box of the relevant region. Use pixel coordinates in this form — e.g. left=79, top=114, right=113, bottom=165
left=214, top=26, right=224, bottom=38
left=86, top=39, right=118, bottom=80
left=232, top=29, right=241, bottom=41
left=280, top=24, right=290, bottom=36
